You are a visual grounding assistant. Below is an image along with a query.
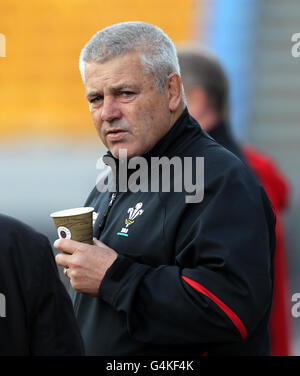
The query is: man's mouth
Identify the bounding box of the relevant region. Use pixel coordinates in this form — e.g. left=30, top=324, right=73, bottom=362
left=106, top=129, right=128, bottom=141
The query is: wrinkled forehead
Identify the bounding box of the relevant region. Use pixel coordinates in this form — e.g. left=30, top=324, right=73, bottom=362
left=84, top=52, right=155, bottom=89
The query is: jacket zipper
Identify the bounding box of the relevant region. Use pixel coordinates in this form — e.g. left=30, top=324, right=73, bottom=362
left=96, top=191, right=118, bottom=239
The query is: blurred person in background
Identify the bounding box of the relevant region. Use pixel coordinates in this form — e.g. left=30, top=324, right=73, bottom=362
left=0, top=214, right=84, bottom=355
left=177, top=46, right=291, bottom=356
left=55, top=21, right=276, bottom=356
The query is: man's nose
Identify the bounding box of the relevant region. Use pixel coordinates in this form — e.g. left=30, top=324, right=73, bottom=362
left=101, top=96, right=122, bottom=122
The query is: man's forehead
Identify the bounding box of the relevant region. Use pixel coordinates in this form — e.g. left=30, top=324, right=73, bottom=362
left=86, top=56, right=137, bottom=79
left=85, top=74, right=141, bottom=95
left=84, top=55, right=154, bottom=95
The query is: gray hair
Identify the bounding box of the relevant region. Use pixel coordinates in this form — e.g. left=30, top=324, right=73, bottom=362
left=177, top=45, right=229, bottom=120
left=79, top=21, right=183, bottom=95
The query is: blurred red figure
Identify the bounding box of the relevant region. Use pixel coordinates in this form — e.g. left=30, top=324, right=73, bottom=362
left=178, top=47, right=292, bottom=356
left=244, top=145, right=291, bottom=356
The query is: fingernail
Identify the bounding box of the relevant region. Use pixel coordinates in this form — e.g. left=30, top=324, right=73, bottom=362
left=53, top=239, right=60, bottom=248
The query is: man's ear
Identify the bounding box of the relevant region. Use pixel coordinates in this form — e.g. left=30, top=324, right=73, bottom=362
left=166, top=73, right=183, bottom=112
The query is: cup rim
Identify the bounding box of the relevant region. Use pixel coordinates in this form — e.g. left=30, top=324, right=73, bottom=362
left=50, top=207, right=94, bottom=218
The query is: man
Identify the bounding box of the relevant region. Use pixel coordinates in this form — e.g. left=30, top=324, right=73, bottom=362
left=177, top=46, right=291, bottom=356
left=0, top=214, right=84, bottom=355
left=177, top=46, right=245, bottom=163
left=55, top=21, right=275, bottom=356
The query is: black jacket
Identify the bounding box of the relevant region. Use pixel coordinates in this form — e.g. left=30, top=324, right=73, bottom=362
left=72, top=109, right=275, bottom=356
left=209, top=121, right=246, bottom=163
left=0, top=214, right=84, bottom=355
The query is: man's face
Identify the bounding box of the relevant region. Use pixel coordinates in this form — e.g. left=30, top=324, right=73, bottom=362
left=84, top=52, right=173, bottom=159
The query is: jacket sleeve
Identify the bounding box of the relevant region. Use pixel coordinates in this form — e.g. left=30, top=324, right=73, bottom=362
left=98, top=164, right=275, bottom=345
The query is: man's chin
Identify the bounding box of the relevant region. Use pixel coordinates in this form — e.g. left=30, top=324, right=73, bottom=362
left=110, top=146, right=130, bottom=159
left=109, top=144, right=146, bottom=159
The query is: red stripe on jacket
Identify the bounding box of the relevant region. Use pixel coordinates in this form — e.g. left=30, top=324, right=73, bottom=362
left=182, top=276, right=247, bottom=340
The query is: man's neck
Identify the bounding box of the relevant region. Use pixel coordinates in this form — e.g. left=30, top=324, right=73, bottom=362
left=197, top=111, right=221, bottom=133
left=169, top=102, right=185, bottom=129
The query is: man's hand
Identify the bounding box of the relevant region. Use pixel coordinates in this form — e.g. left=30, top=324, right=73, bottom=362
left=54, top=238, right=118, bottom=296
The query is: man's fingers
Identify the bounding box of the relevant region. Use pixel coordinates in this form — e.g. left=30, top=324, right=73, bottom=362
left=53, top=238, right=83, bottom=254
left=54, top=238, right=95, bottom=268
left=54, top=239, right=81, bottom=267
left=55, top=252, right=71, bottom=268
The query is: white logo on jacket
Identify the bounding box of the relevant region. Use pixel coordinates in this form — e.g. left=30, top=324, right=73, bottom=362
left=117, top=202, right=144, bottom=237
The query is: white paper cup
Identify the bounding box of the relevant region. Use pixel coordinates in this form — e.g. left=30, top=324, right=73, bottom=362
left=50, top=207, right=94, bottom=244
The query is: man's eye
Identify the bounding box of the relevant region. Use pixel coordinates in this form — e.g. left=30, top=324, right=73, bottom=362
left=121, top=91, right=134, bottom=97
left=90, top=96, right=103, bottom=103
